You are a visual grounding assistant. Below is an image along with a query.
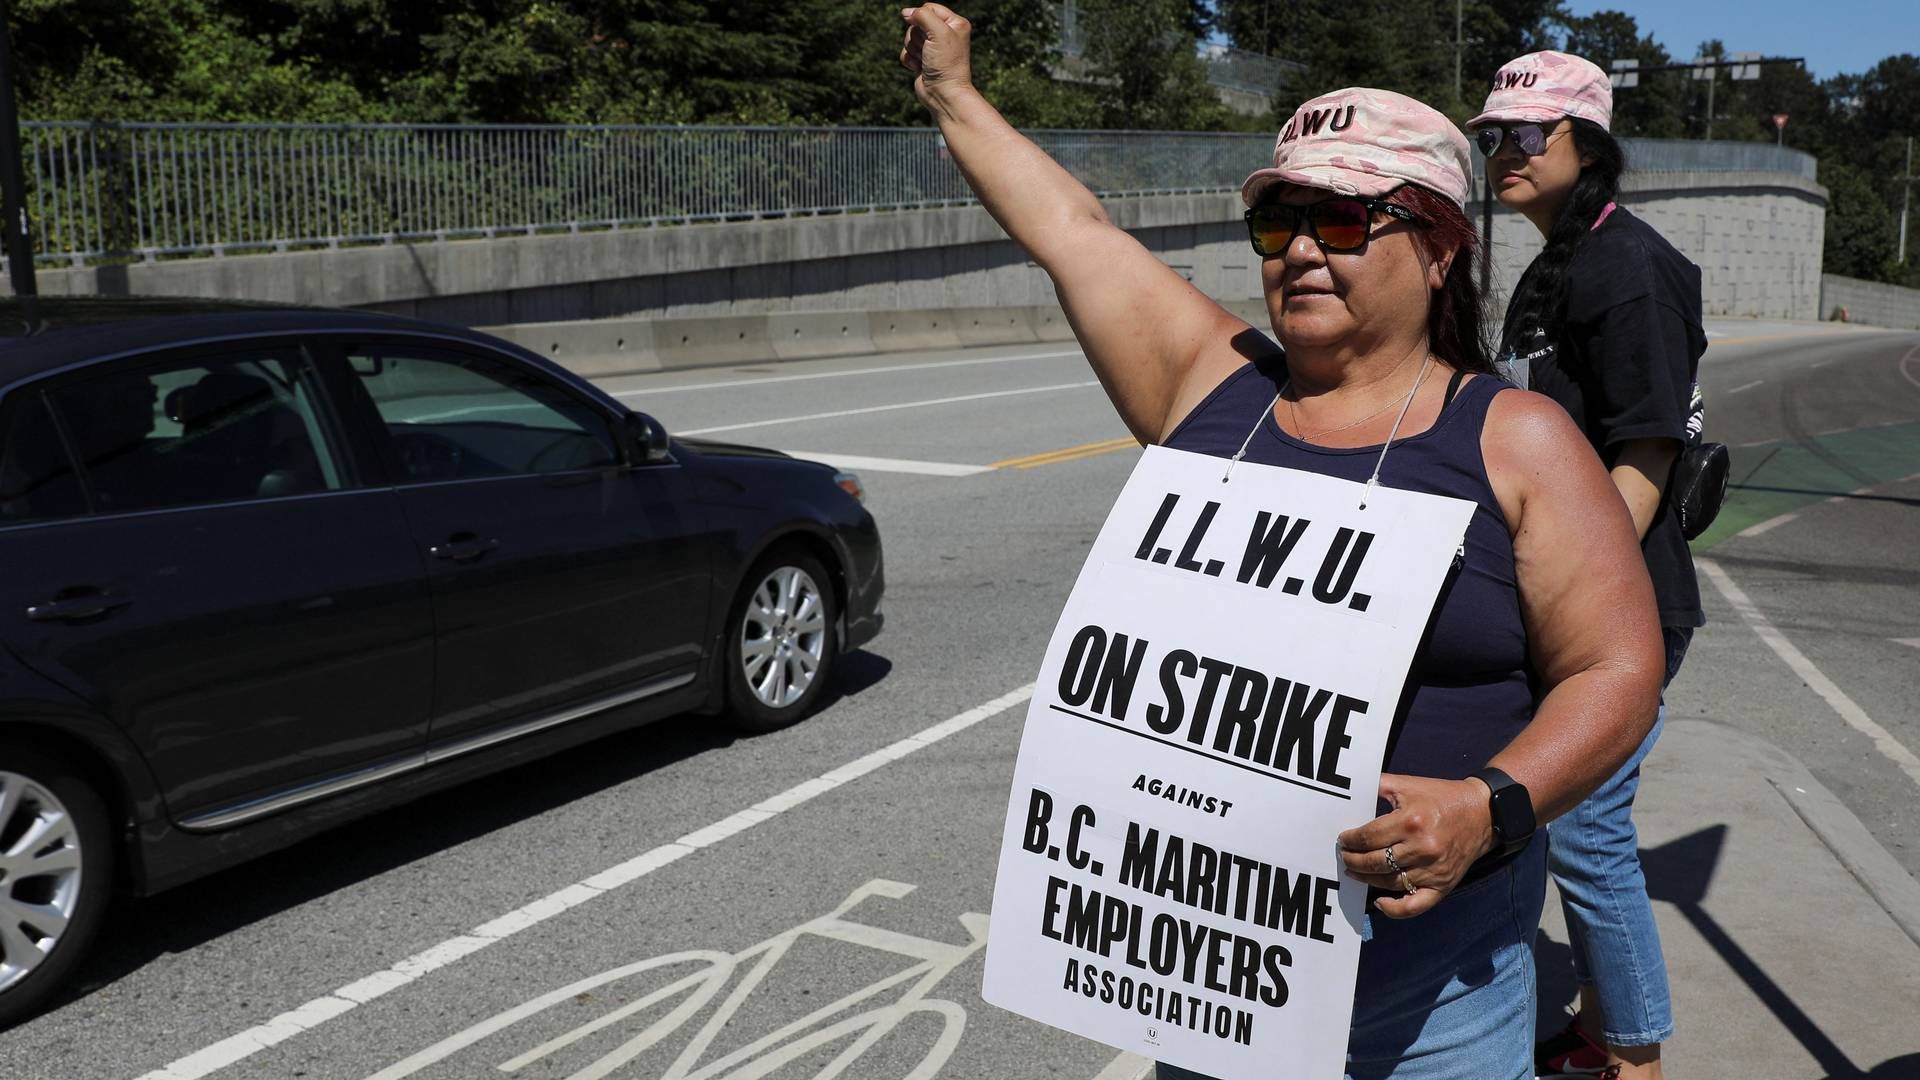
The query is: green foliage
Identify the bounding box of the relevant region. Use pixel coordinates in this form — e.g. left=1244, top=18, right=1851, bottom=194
left=1077, top=0, right=1234, bottom=130
left=6, top=1, right=1915, bottom=282
left=1821, top=161, right=1897, bottom=280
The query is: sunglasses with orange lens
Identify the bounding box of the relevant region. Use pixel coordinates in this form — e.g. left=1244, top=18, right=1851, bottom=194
left=1243, top=197, right=1423, bottom=258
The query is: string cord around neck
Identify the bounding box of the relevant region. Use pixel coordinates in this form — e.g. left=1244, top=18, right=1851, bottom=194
left=1221, top=355, right=1436, bottom=510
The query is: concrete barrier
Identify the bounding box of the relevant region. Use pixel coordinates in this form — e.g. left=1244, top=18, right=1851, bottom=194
left=480, top=304, right=1099, bottom=377
left=1819, top=273, right=1920, bottom=330
left=482, top=319, right=663, bottom=377
left=767, top=310, right=877, bottom=361
left=865, top=308, right=964, bottom=352
left=644, top=314, right=776, bottom=371
left=953, top=305, right=1039, bottom=346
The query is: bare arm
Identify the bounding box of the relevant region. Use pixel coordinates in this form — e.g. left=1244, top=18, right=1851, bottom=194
left=1485, top=392, right=1665, bottom=823
left=902, top=5, right=1251, bottom=442
left=1610, top=438, right=1679, bottom=539
left=1338, top=388, right=1663, bottom=917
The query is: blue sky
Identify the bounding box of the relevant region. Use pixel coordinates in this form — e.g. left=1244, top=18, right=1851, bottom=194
left=1561, top=1, right=1919, bottom=80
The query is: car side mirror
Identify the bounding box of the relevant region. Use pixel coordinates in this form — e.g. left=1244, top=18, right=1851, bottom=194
left=624, top=411, right=672, bottom=465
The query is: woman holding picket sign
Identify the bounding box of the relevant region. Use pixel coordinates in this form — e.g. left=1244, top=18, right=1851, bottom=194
left=1474, top=51, right=1710, bottom=1080
left=900, top=7, right=1664, bottom=1078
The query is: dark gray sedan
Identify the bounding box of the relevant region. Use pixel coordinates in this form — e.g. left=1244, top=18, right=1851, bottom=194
left=0, top=297, right=883, bottom=1025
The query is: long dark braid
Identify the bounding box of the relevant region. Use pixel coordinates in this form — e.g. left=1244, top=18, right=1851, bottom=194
left=1500, top=118, right=1625, bottom=351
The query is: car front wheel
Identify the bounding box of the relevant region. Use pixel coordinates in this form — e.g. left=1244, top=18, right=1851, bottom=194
left=723, top=549, right=838, bottom=733
left=0, top=742, right=114, bottom=1028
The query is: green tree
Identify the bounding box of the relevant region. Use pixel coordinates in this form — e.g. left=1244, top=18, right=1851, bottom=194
left=1077, top=0, right=1233, bottom=130
left=1559, top=9, right=1682, bottom=138
left=10, top=0, right=379, bottom=121
left=1821, top=161, right=1897, bottom=281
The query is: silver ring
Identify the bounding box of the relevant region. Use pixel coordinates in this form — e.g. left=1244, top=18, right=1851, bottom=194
left=1382, top=846, right=1404, bottom=875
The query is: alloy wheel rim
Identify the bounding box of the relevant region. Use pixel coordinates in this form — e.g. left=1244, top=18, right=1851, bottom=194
left=0, top=771, right=84, bottom=994
left=739, top=566, right=827, bottom=710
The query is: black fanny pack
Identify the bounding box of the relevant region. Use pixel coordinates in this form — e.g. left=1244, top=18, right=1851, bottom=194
left=1667, top=382, right=1728, bottom=540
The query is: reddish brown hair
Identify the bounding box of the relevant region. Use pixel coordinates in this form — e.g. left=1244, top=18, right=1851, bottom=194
left=1386, top=183, right=1493, bottom=374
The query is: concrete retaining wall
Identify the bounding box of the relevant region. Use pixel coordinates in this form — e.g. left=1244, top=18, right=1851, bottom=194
left=1479, top=171, right=1829, bottom=322
left=1818, top=273, right=1920, bottom=329
left=9, top=169, right=1826, bottom=369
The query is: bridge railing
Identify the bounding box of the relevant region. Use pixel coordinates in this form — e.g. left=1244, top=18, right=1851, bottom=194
left=11, top=121, right=1817, bottom=267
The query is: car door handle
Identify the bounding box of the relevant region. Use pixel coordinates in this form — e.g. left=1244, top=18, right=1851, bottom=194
left=429, top=534, right=500, bottom=563
left=27, top=587, right=131, bottom=623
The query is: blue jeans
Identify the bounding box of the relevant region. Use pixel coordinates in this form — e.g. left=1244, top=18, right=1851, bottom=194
left=1157, top=838, right=1547, bottom=1080
left=1545, top=627, right=1692, bottom=1047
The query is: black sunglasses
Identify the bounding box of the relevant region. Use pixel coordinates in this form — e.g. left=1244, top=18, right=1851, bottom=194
left=1473, top=122, right=1561, bottom=158
left=1242, top=196, right=1424, bottom=258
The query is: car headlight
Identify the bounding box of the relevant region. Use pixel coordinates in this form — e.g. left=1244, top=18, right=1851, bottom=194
left=833, top=471, right=866, bottom=504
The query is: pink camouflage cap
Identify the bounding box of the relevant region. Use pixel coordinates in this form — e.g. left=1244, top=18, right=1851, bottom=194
left=1469, top=51, right=1613, bottom=130
left=1240, top=87, right=1474, bottom=210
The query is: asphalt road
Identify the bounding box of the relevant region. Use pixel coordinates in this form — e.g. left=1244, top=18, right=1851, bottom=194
left=3, top=317, right=1916, bottom=1080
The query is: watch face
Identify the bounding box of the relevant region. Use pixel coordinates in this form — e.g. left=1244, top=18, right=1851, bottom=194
left=1490, top=783, right=1536, bottom=839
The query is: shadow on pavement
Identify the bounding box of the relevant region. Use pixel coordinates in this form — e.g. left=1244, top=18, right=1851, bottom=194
left=63, top=649, right=893, bottom=1010
left=1539, top=825, right=1896, bottom=1076
left=1729, top=483, right=1920, bottom=509
left=1641, top=825, right=1892, bottom=1079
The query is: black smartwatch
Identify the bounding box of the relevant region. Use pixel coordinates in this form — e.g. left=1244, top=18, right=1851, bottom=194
left=1471, top=767, right=1536, bottom=857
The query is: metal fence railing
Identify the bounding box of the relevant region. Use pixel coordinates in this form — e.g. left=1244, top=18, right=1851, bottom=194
left=1468, top=136, right=1820, bottom=188
left=15, top=123, right=1276, bottom=266
left=11, top=122, right=1819, bottom=267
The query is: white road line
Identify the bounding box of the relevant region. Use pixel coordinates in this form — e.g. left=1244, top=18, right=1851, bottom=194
left=678, top=381, right=1101, bottom=436
left=1810, top=357, right=1835, bottom=370
left=1901, top=344, right=1920, bottom=392
left=611, top=349, right=1084, bottom=396
left=773, top=451, right=995, bottom=477
left=1727, top=379, right=1766, bottom=395
left=1736, top=511, right=1799, bottom=538
left=1891, top=638, right=1920, bottom=650
left=1700, top=559, right=1920, bottom=790
left=134, top=685, right=1039, bottom=1080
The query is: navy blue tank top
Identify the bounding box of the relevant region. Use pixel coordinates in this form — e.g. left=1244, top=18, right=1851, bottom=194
left=1164, top=357, right=1535, bottom=781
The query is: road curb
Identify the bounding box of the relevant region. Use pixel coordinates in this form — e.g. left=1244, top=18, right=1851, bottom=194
left=1675, top=719, right=1920, bottom=949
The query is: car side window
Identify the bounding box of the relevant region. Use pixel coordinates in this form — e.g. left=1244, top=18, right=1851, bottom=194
left=0, top=392, right=87, bottom=525
left=346, top=345, right=619, bottom=483
left=42, top=350, right=343, bottom=516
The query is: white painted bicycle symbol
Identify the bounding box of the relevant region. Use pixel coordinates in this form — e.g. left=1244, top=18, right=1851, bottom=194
left=366, top=879, right=988, bottom=1080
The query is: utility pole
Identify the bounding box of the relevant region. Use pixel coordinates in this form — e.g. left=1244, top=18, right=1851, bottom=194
left=0, top=0, right=36, bottom=298
left=1704, top=68, right=1716, bottom=141
left=1454, top=0, right=1464, bottom=100
left=1900, top=135, right=1913, bottom=266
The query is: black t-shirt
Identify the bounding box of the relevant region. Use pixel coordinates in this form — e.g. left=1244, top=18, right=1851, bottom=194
left=1499, top=206, right=1706, bottom=628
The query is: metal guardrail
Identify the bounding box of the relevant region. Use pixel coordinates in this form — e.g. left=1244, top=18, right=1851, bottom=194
left=12, top=122, right=1819, bottom=267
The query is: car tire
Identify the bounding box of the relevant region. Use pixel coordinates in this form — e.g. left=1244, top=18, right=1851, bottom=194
left=722, top=548, right=839, bottom=733
left=0, top=741, right=115, bottom=1029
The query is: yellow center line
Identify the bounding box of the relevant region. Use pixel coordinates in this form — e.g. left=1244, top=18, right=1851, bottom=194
left=991, top=436, right=1140, bottom=470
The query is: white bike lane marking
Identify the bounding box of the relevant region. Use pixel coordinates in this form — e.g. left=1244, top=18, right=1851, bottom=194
left=364, top=878, right=987, bottom=1080
left=135, top=685, right=1037, bottom=1080
left=1700, top=559, right=1920, bottom=789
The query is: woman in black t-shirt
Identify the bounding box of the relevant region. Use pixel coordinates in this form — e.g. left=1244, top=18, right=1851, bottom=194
left=1472, top=52, right=1705, bottom=1080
